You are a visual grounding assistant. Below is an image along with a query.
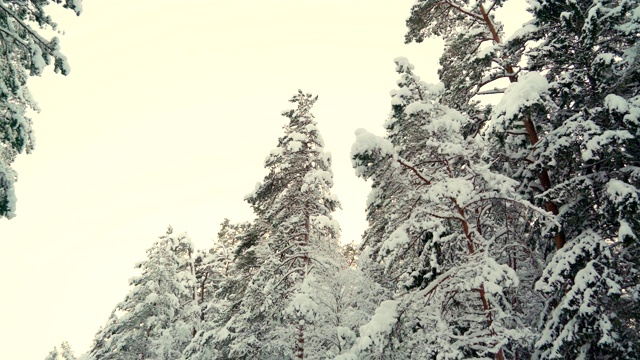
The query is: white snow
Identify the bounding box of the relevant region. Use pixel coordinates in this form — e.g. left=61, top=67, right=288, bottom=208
left=604, top=94, right=629, bottom=113
left=380, top=225, right=410, bottom=255
left=71, top=0, right=83, bottom=15
left=619, top=220, right=636, bottom=240
left=425, top=178, right=474, bottom=204
left=287, top=132, right=307, bottom=142
left=492, top=71, right=549, bottom=123
left=288, top=140, right=303, bottom=152
left=404, top=101, right=433, bottom=115
left=394, top=56, right=414, bottom=73
left=606, top=179, right=639, bottom=205
left=356, top=300, right=399, bottom=350
left=507, top=23, right=538, bottom=41
left=582, top=129, right=634, bottom=161
left=477, top=43, right=496, bottom=59
left=351, top=128, right=396, bottom=176
left=29, top=41, right=46, bottom=75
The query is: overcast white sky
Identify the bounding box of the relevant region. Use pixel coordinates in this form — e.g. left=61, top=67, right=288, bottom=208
left=0, top=0, right=527, bottom=358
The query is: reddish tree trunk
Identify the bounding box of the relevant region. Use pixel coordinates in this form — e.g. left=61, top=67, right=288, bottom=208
left=478, top=4, right=565, bottom=250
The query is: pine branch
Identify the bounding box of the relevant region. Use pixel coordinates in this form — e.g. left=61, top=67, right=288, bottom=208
left=426, top=1, right=484, bottom=21
left=397, top=158, right=432, bottom=185
left=0, top=2, right=51, bottom=50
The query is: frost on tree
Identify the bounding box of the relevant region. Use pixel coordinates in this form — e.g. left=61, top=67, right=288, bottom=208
left=85, top=227, right=196, bottom=360
left=311, top=265, right=385, bottom=359
left=347, top=58, right=550, bottom=360
left=221, top=91, right=342, bottom=359
left=0, top=0, right=81, bottom=219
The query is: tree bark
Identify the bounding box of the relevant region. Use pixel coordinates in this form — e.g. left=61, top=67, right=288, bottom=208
left=455, top=200, right=504, bottom=360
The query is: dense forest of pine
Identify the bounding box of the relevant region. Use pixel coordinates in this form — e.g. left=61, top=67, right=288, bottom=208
left=1, top=0, right=638, bottom=359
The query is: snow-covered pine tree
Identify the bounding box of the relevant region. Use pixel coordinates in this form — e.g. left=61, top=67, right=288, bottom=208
left=405, top=0, right=567, bottom=252
left=85, top=227, right=196, bottom=360
left=346, top=58, right=550, bottom=360
left=220, top=91, right=341, bottom=359
left=44, top=348, right=59, bottom=360
left=43, top=342, right=77, bottom=360
left=60, top=342, right=77, bottom=360
left=405, top=0, right=518, bottom=131
left=493, top=0, right=640, bottom=358
left=0, top=0, right=81, bottom=219
left=183, top=219, right=251, bottom=360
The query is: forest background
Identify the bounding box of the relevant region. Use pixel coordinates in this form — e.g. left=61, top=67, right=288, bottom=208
left=2, top=0, right=629, bottom=359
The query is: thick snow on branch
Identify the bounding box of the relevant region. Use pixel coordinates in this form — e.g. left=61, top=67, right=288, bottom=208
left=606, top=179, right=639, bottom=207
left=491, top=71, right=549, bottom=126
left=351, top=128, right=396, bottom=176
left=355, top=300, right=400, bottom=351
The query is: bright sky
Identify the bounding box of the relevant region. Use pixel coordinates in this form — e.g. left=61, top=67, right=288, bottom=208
left=0, top=0, right=527, bottom=358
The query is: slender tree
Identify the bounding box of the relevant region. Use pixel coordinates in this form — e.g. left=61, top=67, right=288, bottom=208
left=183, top=219, right=251, bottom=360
left=222, top=91, right=341, bottom=359
left=43, top=341, right=77, bottom=360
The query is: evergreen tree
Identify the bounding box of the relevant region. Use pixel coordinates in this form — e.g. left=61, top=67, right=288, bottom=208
left=405, top=0, right=640, bottom=358
left=0, top=0, right=81, bottom=219
left=183, top=219, right=250, bottom=360
left=495, top=0, right=640, bottom=358
left=44, top=347, right=59, bottom=360
left=85, top=227, right=196, bottom=360
left=221, top=91, right=341, bottom=359
left=347, top=58, right=550, bottom=359
left=405, top=0, right=516, bottom=131
left=43, top=342, right=77, bottom=360
left=60, top=341, right=77, bottom=360
left=406, top=0, right=567, bottom=250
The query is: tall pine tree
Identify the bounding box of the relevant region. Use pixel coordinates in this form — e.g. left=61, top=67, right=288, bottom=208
left=222, top=91, right=341, bottom=359
left=499, top=0, right=640, bottom=358
left=347, top=58, right=548, bottom=360
left=85, top=228, right=196, bottom=360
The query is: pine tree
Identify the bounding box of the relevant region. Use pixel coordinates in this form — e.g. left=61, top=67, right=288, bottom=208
left=60, top=342, right=77, bottom=360
left=85, top=227, right=196, bottom=360
left=43, top=342, right=77, bottom=360
left=44, top=347, right=59, bottom=360
left=406, top=0, right=567, bottom=251
left=0, top=0, right=81, bottom=219
left=348, top=58, right=551, bottom=359
left=221, top=91, right=341, bottom=359
left=497, top=0, right=640, bottom=358
left=405, top=0, right=517, bottom=131
left=183, top=219, right=251, bottom=360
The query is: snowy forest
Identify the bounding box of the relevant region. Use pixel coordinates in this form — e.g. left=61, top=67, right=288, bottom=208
left=2, top=0, right=639, bottom=359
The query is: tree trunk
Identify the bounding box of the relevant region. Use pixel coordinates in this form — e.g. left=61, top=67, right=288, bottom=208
left=456, top=200, right=504, bottom=360
left=478, top=4, right=566, bottom=250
